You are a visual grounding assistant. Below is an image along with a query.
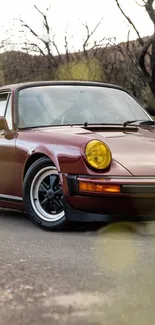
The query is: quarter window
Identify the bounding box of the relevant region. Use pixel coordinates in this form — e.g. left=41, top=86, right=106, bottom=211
left=5, top=94, right=13, bottom=130
left=0, top=93, right=9, bottom=116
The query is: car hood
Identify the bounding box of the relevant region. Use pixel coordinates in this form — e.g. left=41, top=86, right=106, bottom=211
left=94, top=126, right=155, bottom=176
left=34, top=125, right=155, bottom=176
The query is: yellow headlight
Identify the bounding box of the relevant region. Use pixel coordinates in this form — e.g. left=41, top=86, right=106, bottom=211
left=85, top=140, right=112, bottom=170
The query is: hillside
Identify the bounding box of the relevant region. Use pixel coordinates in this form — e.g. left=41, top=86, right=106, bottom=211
left=0, top=36, right=153, bottom=108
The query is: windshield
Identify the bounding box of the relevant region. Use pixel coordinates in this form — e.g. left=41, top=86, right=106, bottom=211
left=18, top=85, right=150, bottom=128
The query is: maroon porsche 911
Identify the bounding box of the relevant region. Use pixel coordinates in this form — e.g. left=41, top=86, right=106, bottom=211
left=0, top=80, right=155, bottom=230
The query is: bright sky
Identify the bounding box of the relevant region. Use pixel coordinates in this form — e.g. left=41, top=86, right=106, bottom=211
left=0, top=0, right=154, bottom=53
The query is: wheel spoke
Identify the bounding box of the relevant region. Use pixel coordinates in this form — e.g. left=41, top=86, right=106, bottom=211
left=39, top=181, right=49, bottom=193
left=49, top=175, right=58, bottom=189
left=52, top=198, right=63, bottom=210
left=41, top=197, right=48, bottom=210
left=55, top=188, right=63, bottom=196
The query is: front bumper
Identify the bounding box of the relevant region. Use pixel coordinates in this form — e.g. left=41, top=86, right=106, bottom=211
left=64, top=175, right=155, bottom=222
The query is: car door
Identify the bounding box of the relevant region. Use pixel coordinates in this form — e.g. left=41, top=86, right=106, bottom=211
left=0, top=92, right=16, bottom=199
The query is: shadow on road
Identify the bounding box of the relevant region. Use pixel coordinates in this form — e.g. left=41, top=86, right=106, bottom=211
left=0, top=208, right=36, bottom=229
left=1, top=208, right=155, bottom=236
left=0, top=208, right=105, bottom=233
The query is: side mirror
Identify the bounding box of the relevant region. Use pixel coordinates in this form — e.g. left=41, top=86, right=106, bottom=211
left=0, top=116, right=6, bottom=130
left=0, top=116, right=13, bottom=139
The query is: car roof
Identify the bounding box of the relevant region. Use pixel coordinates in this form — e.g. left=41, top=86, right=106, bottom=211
left=0, top=80, right=125, bottom=92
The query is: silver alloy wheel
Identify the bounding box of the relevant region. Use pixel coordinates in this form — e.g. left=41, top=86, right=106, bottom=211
left=30, top=166, right=65, bottom=222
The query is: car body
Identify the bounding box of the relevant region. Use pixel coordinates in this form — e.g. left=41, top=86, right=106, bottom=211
left=0, top=80, right=155, bottom=229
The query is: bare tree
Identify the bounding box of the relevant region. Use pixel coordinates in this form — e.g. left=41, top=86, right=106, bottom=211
left=17, top=5, right=110, bottom=79
left=17, top=5, right=62, bottom=72
left=115, top=0, right=155, bottom=113
left=82, top=18, right=104, bottom=55
left=16, top=6, right=112, bottom=82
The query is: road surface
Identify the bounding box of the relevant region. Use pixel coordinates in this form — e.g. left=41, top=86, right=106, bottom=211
left=0, top=208, right=155, bottom=325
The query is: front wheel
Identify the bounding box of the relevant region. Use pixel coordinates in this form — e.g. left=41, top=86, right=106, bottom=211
left=23, top=157, right=67, bottom=230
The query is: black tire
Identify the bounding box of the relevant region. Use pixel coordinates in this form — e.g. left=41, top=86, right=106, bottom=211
left=23, top=157, right=68, bottom=230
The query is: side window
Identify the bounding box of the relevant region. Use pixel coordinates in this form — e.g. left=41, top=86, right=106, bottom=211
left=0, top=93, right=9, bottom=116
left=5, top=94, right=13, bottom=130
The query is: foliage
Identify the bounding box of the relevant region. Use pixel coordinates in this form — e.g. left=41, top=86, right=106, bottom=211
left=57, top=59, right=104, bottom=81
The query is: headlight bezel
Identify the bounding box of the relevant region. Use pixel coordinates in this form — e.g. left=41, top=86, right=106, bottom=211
left=83, top=139, right=112, bottom=171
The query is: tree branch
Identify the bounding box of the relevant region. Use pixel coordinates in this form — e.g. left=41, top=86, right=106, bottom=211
left=17, top=16, right=58, bottom=66
left=145, top=0, right=155, bottom=24
left=135, top=0, right=145, bottom=7
left=26, top=43, right=46, bottom=56
left=115, top=0, right=144, bottom=46
left=33, top=5, right=60, bottom=65
left=51, top=35, right=61, bottom=59
left=82, top=17, right=103, bottom=54
left=139, top=34, right=155, bottom=77
left=34, top=5, right=50, bottom=34
left=18, top=19, right=39, bottom=39
left=64, top=29, right=70, bottom=63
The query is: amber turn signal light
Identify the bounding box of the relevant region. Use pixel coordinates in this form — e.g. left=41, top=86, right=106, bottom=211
left=78, top=181, right=120, bottom=193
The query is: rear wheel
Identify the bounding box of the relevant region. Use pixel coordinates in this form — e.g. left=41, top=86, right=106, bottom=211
left=23, top=157, right=67, bottom=230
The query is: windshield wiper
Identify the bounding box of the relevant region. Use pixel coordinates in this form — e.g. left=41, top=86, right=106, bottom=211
left=139, top=120, right=155, bottom=125
left=123, top=120, right=155, bottom=127
left=83, top=121, right=155, bottom=128
left=83, top=122, right=123, bottom=127
left=123, top=120, right=142, bottom=127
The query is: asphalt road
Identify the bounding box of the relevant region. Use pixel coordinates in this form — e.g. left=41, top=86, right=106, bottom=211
left=0, top=209, right=155, bottom=325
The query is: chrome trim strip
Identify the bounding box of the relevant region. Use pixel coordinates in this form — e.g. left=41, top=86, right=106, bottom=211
left=79, top=175, right=155, bottom=179
left=0, top=194, right=23, bottom=202
left=102, top=176, right=155, bottom=179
